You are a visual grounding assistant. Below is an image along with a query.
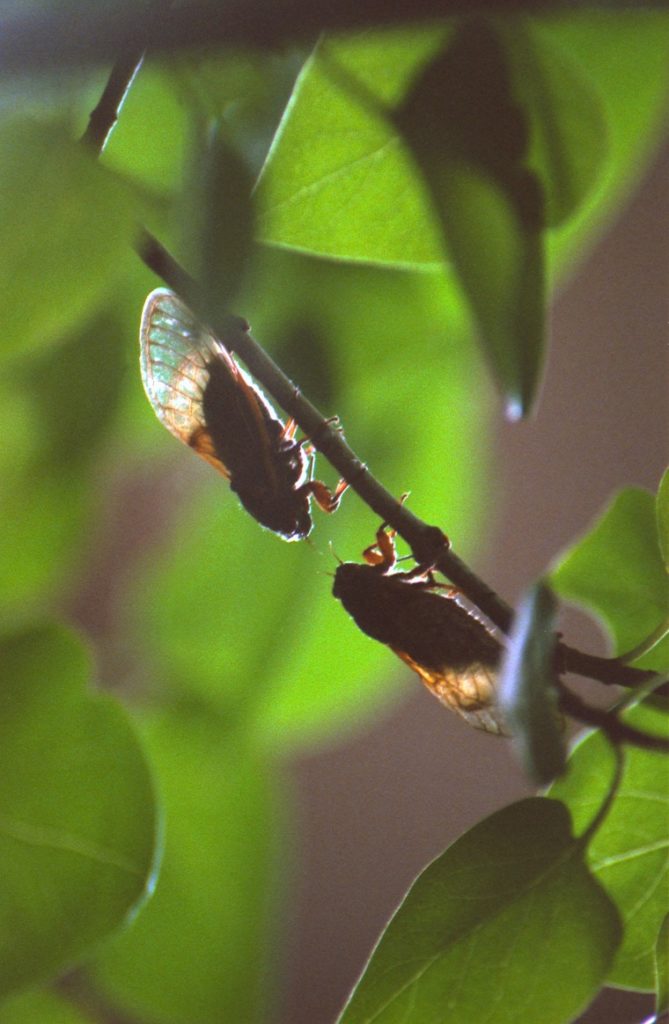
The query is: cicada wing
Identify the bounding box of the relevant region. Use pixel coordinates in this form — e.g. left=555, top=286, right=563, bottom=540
left=394, top=649, right=507, bottom=736
left=139, top=288, right=231, bottom=479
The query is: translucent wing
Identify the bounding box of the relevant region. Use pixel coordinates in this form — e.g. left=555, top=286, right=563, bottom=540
left=394, top=649, right=507, bottom=735
left=139, top=288, right=231, bottom=478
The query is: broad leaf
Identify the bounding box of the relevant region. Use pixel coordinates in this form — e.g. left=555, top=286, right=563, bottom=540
left=92, top=708, right=282, bottom=1024
left=551, top=488, right=669, bottom=673
left=0, top=120, right=135, bottom=361
left=657, top=468, right=669, bottom=572
left=395, top=19, right=546, bottom=418
left=499, top=580, right=565, bottom=784
left=338, top=797, right=621, bottom=1024
left=0, top=626, right=158, bottom=998
left=656, top=914, right=669, bottom=1019
left=0, top=990, right=94, bottom=1023
left=550, top=703, right=669, bottom=990
left=0, top=311, right=129, bottom=613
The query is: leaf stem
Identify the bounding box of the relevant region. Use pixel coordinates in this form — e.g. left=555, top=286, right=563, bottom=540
left=559, top=687, right=669, bottom=754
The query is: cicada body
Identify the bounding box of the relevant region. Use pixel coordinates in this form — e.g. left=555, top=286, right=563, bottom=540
left=140, top=289, right=344, bottom=540
left=333, top=531, right=506, bottom=734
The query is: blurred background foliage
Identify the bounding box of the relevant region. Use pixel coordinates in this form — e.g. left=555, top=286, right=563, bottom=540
left=0, top=4, right=667, bottom=1023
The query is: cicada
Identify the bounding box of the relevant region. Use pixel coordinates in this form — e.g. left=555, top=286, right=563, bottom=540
left=333, top=527, right=506, bottom=734
left=140, top=289, right=345, bottom=540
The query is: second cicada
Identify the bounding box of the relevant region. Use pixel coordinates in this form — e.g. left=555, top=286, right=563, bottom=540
left=333, top=528, right=506, bottom=734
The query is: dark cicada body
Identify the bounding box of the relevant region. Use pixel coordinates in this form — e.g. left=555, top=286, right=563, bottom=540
left=333, top=530, right=505, bottom=734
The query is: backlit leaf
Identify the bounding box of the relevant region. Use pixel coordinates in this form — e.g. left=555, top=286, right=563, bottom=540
left=550, top=703, right=669, bottom=990
left=338, top=798, right=621, bottom=1024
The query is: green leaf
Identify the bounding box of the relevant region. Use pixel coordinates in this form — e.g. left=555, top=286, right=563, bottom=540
left=396, top=19, right=546, bottom=418
left=92, top=708, right=283, bottom=1024
left=550, top=703, right=669, bottom=990
left=0, top=310, right=129, bottom=614
left=256, top=27, right=446, bottom=267
left=656, top=468, right=669, bottom=572
left=0, top=120, right=136, bottom=361
left=338, top=797, right=621, bottom=1024
left=502, top=21, right=608, bottom=228
left=258, top=15, right=667, bottom=278
left=0, top=625, right=159, bottom=999
left=499, top=580, right=566, bottom=784
left=551, top=488, right=669, bottom=673
left=193, top=124, right=256, bottom=320
left=0, top=990, right=94, bottom=1024
left=656, top=914, right=669, bottom=1019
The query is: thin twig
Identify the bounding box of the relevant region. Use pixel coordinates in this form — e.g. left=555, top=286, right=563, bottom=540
left=81, top=52, right=145, bottom=155
left=559, top=687, right=669, bottom=754
left=2, top=0, right=666, bottom=74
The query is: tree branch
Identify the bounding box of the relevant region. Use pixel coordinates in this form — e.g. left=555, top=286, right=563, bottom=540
left=2, top=0, right=667, bottom=75
left=559, top=687, right=669, bottom=754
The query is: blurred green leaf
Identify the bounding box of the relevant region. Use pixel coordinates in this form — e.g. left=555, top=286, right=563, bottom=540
left=0, top=120, right=136, bottom=361
left=396, top=19, right=545, bottom=418
left=499, top=580, right=566, bottom=785
left=101, top=62, right=188, bottom=196
left=0, top=311, right=130, bottom=615
left=194, top=124, right=256, bottom=320
left=338, top=797, right=621, bottom=1024
left=550, top=488, right=669, bottom=673
left=0, top=990, right=94, bottom=1024
left=128, top=251, right=493, bottom=750
left=92, top=706, right=283, bottom=1024
left=550, top=703, right=669, bottom=991
left=657, top=468, right=669, bottom=572
left=656, top=914, right=669, bottom=1019
left=502, top=21, right=607, bottom=228
left=0, top=625, right=159, bottom=999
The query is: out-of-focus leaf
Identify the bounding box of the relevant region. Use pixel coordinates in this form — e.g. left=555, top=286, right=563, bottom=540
left=0, top=990, right=94, bottom=1024
left=502, top=21, right=607, bottom=228
left=129, top=249, right=493, bottom=751
left=396, top=19, right=545, bottom=418
left=338, top=797, right=621, bottom=1024
left=101, top=62, right=187, bottom=196
left=656, top=468, right=669, bottom=572
left=0, top=120, right=136, bottom=361
left=193, top=124, right=256, bottom=320
left=92, top=707, right=282, bottom=1024
left=0, top=310, right=129, bottom=615
left=539, top=12, right=669, bottom=273
left=0, top=625, right=159, bottom=999
left=551, top=488, right=669, bottom=673
left=499, top=580, right=566, bottom=784
left=656, top=914, right=669, bottom=1019
left=550, top=703, right=669, bottom=990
